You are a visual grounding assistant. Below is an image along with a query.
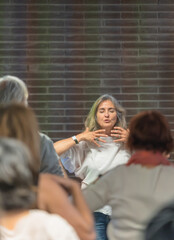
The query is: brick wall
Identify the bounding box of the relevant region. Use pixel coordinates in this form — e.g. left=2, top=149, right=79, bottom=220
left=0, top=0, right=174, bottom=154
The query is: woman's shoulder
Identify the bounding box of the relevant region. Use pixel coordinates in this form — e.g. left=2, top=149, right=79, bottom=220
left=15, top=210, right=80, bottom=240
left=17, top=209, right=66, bottom=224
left=28, top=209, right=71, bottom=224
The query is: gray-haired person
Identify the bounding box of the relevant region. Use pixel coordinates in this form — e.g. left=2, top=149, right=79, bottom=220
left=0, top=138, right=80, bottom=239
left=0, top=75, right=63, bottom=176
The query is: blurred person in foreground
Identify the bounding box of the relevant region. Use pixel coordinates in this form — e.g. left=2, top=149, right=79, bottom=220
left=0, top=103, right=40, bottom=184
left=54, top=94, right=130, bottom=240
left=82, top=110, right=174, bottom=240
left=0, top=104, right=95, bottom=240
left=0, top=138, right=95, bottom=240
left=0, top=75, right=63, bottom=176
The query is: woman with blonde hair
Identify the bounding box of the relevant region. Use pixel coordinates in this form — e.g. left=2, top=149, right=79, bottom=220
left=54, top=94, right=130, bottom=240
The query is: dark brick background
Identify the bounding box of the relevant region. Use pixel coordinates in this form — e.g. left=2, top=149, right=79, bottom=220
left=0, top=0, right=174, bottom=158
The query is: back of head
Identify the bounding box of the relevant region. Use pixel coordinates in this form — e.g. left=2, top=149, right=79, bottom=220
left=0, top=75, right=28, bottom=105
left=0, top=103, right=40, bottom=177
left=127, top=110, right=173, bottom=154
left=85, top=94, right=127, bottom=131
left=0, top=138, right=36, bottom=211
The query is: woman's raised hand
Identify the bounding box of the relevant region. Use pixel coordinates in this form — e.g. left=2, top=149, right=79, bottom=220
left=54, top=128, right=107, bottom=155
left=77, top=127, right=108, bottom=147
left=111, top=127, right=129, bottom=143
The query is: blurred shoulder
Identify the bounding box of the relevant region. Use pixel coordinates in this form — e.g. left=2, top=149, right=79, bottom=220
left=39, top=132, right=52, bottom=144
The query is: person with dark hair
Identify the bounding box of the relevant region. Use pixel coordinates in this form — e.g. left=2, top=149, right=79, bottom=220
left=0, top=75, right=63, bottom=176
left=82, top=110, right=174, bottom=240
left=54, top=94, right=130, bottom=240
left=0, top=138, right=95, bottom=240
left=126, top=110, right=173, bottom=154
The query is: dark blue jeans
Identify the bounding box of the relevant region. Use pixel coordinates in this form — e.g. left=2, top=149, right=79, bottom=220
left=93, top=212, right=111, bottom=240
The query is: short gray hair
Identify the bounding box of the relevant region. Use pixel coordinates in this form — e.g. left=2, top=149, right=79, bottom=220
left=0, top=75, right=28, bottom=105
left=0, top=138, right=36, bottom=211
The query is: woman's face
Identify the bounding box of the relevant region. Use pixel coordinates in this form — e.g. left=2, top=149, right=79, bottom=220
left=96, top=100, right=117, bottom=132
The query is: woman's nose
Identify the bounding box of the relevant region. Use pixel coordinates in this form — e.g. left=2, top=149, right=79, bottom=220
left=104, top=111, right=109, bottom=117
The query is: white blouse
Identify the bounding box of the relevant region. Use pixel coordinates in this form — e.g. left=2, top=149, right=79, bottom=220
left=0, top=210, right=79, bottom=240
left=61, top=137, right=130, bottom=215
left=61, top=136, right=130, bottom=187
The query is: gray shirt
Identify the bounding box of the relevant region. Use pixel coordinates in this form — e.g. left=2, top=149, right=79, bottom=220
left=83, top=164, right=174, bottom=240
left=39, top=133, right=63, bottom=176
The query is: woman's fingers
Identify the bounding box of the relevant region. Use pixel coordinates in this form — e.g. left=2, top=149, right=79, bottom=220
left=92, top=130, right=107, bottom=145
left=112, top=135, right=127, bottom=142
left=92, top=129, right=108, bottom=146
left=98, top=138, right=106, bottom=143
left=95, top=133, right=108, bottom=138
left=113, top=126, right=125, bottom=131
left=95, top=129, right=106, bottom=133
left=113, top=138, right=126, bottom=143
left=111, top=127, right=129, bottom=142
left=83, top=128, right=109, bottom=146
left=94, top=129, right=108, bottom=137
left=93, top=140, right=101, bottom=147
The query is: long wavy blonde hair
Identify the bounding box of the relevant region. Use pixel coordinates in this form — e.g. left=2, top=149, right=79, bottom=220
left=85, top=94, right=127, bottom=131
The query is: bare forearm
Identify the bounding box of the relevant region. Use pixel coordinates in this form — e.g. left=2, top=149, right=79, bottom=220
left=53, top=133, right=85, bottom=156
left=54, top=128, right=108, bottom=156
left=52, top=199, right=95, bottom=240
left=69, top=184, right=95, bottom=240
left=54, top=137, right=76, bottom=156
left=70, top=182, right=94, bottom=226
left=38, top=174, right=95, bottom=240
